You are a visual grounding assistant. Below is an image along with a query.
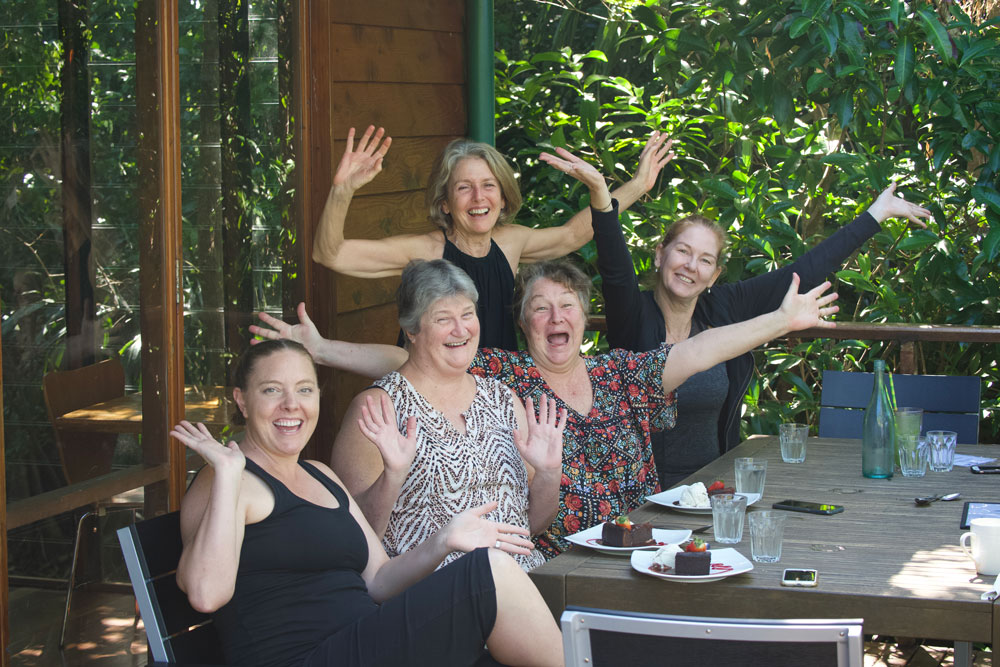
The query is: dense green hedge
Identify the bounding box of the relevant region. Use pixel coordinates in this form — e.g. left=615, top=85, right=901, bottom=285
left=495, top=0, right=999, bottom=441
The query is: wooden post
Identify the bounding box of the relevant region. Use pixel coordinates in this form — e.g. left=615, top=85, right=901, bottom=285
left=899, top=340, right=916, bottom=374
left=136, top=0, right=185, bottom=511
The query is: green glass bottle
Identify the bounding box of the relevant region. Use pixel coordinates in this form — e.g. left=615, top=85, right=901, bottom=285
left=862, top=360, right=895, bottom=479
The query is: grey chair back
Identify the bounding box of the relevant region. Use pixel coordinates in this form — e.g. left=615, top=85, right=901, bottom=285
left=561, top=607, right=863, bottom=667
left=818, top=371, right=981, bottom=444
left=117, top=511, right=224, bottom=664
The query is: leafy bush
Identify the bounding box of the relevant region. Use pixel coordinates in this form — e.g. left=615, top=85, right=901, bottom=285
left=495, top=0, right=1000, bottom=441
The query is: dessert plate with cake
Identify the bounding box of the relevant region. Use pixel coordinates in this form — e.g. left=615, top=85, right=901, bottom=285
left=631, top=546, right=753, bottom=582
left=646, top=481, right=761, bottom=514
left=565, top=517, right=692, bottom=556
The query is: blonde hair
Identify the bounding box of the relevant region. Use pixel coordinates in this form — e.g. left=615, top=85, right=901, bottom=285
left=657, top=214, right=728, bottom=257
left=425, top=140, right=522, bottom=232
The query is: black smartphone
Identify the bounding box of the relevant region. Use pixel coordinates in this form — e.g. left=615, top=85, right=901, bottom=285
left=772, top=499, right=845, bottom=515
left=971, top=465, right=1000, bottom=474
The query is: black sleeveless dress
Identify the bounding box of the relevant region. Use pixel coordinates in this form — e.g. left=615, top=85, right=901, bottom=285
left=212, top=458, right=499, bottom=667
left=442, top=234, right=517, bottom=351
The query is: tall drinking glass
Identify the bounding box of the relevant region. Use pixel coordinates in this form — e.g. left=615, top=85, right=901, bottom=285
left=735, top=458, right=767, bottom=495
left=749, top=511, right=785, bottom=563
left=711, top=494, right=747, bottom=544
left=927, top=430, right=958, bottom=472
left=779, top=423, right=808, bottom=463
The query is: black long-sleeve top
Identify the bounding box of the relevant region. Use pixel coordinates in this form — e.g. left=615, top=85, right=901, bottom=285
left=594, top=209, right=881, bottom=454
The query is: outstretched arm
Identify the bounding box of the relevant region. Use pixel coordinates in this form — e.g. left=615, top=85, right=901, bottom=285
left=865, top=182, right=931, bottom=227
left=250, top=302, right=408, bottom=378
left=517, top=133, right=674, bottom=262
left=661, top=274, right=839, bottom=393
left=312, top=126, right=435, bottom=278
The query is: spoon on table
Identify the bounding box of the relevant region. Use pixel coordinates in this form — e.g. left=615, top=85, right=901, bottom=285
left=914, top=492, right=961, bottom=506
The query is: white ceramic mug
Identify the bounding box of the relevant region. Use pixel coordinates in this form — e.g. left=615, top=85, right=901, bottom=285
left=960, top=518, right=1000, bottom=576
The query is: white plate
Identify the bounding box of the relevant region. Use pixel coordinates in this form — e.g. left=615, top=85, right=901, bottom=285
left=565, top=523, right=693, bottom=556
left=646, top=487, right=762, bottom=514
left=631, top=547, right=754, bottom=582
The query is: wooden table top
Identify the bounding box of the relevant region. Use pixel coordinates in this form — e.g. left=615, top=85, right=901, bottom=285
left=55, top=385, right=234, bottom=434
left=529, top=435, right=1000, bottom=645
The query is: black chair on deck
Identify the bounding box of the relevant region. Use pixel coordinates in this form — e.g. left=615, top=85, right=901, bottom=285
left=117, top=511, right=225, bottom=665
left=818, top=371, right=981, bottom=444
left=561, top=607, right=864, bottom=667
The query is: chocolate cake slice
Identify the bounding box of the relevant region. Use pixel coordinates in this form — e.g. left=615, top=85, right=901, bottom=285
left=674, top=550, right=711, bottom=575
left=601, top=520, right=654, bottom=547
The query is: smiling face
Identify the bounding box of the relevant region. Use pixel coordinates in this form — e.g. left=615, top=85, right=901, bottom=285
left=522, top=278, right=587, bottom=371
left=408, top=294, right=481, bottom=373
left=655, top=225, right=724, bottom=301
left=441, top=157, right=506, bottom=238
left=234, top=348, right=319, bottom=458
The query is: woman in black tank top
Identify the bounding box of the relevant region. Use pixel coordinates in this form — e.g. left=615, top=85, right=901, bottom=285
left=311, top=124, right=648, bottom=351
left=169, top=340, right=562, bottom=667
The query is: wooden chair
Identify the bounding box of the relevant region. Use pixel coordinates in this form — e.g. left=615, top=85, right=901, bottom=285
left=42, top=356, right=143, bottom=646
left=561, top=607, right=864, bottom=667
left=117, top=511, right=225, bottom=664
left=818, top=371, right=981, bottom=444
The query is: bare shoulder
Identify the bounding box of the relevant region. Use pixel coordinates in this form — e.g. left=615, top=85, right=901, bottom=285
left=405, top=229, right=446, bottom=260
left=303, top=459, right=344, bottom=486
left=492, top=223, right=529, bottom=265
left=345, top=384, right=393, bottom=415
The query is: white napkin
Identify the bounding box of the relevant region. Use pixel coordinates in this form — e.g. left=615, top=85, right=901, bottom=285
left=953, top=454, right=996, bottom=467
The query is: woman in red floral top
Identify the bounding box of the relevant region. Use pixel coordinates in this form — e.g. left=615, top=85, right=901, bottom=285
left=468, top=259, right=842, bottom=557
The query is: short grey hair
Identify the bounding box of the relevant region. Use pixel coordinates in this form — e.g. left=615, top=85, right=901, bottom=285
left=513, top=260, right=592, bottom=331
left=398, top=259, right=479, bottom=336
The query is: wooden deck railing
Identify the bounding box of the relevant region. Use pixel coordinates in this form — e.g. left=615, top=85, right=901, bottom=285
left=587, top=318, right=1000, bottom=374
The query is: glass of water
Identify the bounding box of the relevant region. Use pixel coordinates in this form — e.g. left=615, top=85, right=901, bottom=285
left=778, top=423, right=808, bottom=463
left=735, top=457, right=767, bottom=495
left=711, top=494, right=747, bottom=544
left=749, top=510, right=785, bottom=563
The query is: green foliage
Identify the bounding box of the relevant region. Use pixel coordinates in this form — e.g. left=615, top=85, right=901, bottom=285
left=496, top=0, right=1000, bottom=441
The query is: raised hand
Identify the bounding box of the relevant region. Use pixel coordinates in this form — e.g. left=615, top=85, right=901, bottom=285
left=250, top=302, right=323, bottom=357
left=538, top=147, right=609, bottom=197
left=779, top=273, right=839, bottom=331
left=440, top=501, right=534, bottom=556
left=631, top=131, right=675, bottom=194
left=513, top=396, right=567, bottom=475
left=332, top=125, right=392, bottom=193
left=170, top=420, right=245, bottom=478
left=357, top=393, right=417, bottom=477
left=866, top=183, right=932, bottom=227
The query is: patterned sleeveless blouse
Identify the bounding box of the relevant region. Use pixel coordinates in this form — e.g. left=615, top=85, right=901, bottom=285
left=372, top=372, right=545, bottom=570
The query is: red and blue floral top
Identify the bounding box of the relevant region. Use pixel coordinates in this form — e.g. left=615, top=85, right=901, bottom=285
left=469, top=344, right=676, bottom=559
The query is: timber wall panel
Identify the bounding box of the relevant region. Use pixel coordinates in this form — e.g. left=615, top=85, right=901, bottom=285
left=331, top=1, right=464, bottom=32
left=307, top=0, right=466, bottom=460
left=332, top=25, right=464, bottom=83
left=331, top=83, right=466, bottom=135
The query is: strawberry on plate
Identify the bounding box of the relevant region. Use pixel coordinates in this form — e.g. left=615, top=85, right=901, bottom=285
left=685, top=537, right=708, bottom=552
left=706, top=480, right=726, bottom=493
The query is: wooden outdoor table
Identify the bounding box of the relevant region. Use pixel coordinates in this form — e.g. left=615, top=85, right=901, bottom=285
left=55, top=385, right=233, bottom=435
left=530, top=436, right=1000, bottom=652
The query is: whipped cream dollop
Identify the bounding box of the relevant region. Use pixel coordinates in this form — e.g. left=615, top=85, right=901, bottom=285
left=679, top=482, right=709, bottom=507
left=651, top=543, right=684, bottom=570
